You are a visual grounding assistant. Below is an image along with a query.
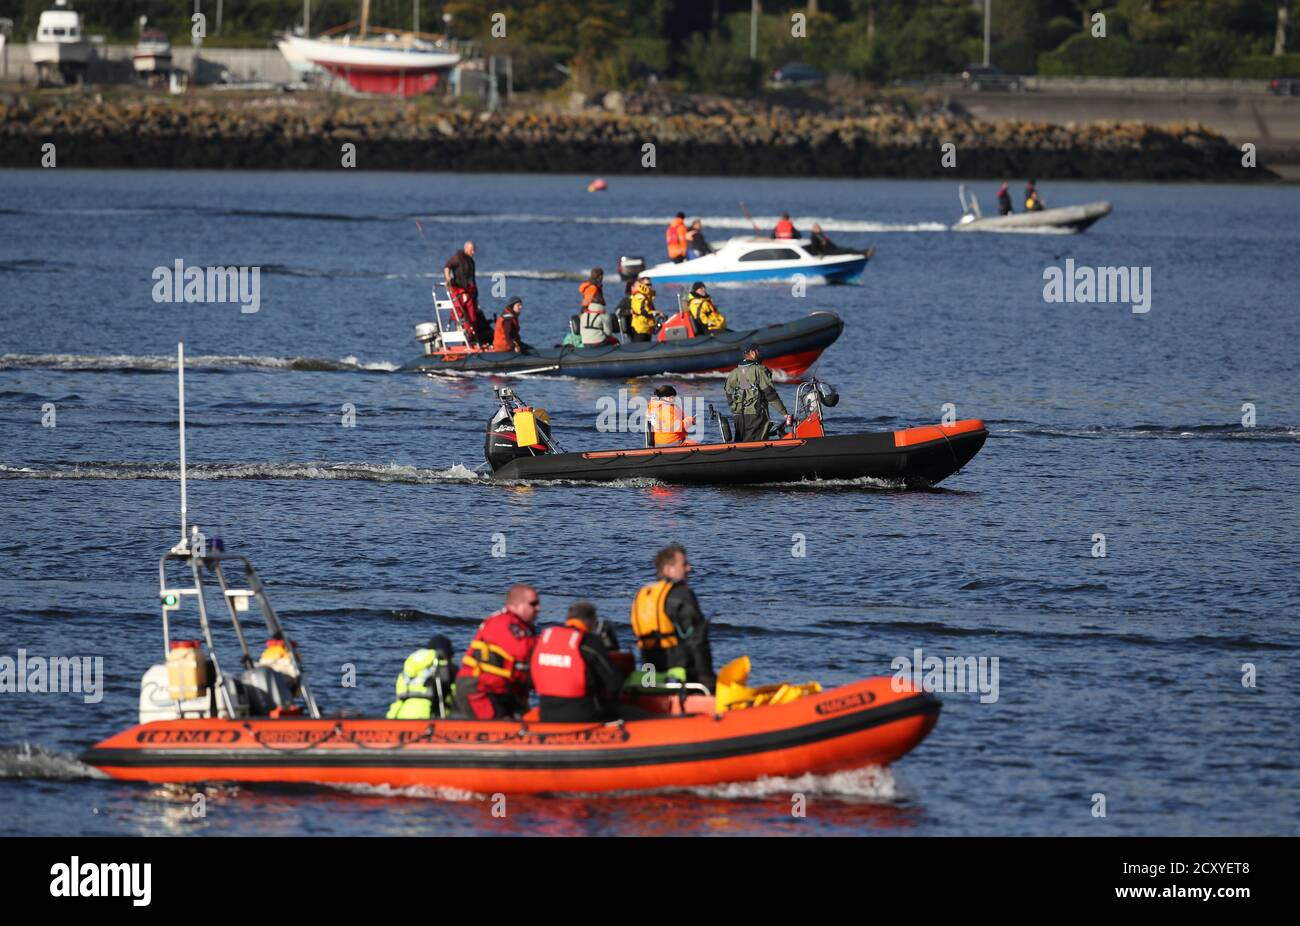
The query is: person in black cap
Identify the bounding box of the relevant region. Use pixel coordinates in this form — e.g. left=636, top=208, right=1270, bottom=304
left=530, top=602, right=629, bottom=722
left=687, top=281, right=727, bottom=332
left=723, top=342, right=790, bottom=443
left=387, top=634, right=457, bottom=719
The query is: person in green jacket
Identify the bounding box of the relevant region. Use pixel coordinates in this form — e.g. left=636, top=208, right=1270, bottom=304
left=724, top=342, right=791, bottom=443
left=387, top=635, right=456, bottom=719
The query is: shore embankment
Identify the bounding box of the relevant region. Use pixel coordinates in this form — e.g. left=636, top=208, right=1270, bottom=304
left=0, top=89, right=1272, bottom=179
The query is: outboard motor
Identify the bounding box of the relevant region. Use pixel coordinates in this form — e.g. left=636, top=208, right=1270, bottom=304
left=485, top=387, right=555, bottom=471
left=618, top=255, right=646, bottom=282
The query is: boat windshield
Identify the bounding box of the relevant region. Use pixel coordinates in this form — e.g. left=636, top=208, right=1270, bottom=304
left=739, top=248, right=801, bottom=262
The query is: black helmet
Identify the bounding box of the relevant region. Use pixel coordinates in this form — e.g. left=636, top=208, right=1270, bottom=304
left=426, top=634, right=453, bottom=659
left=690, top=281, right=707, bottom=295
left=654, top=385, right=677, bottom=398
left=742, top=341, right=760, bottom=357
left=505, top=297, right=522, bottom=312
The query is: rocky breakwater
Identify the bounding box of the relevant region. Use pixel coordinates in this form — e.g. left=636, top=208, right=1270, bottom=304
left=0, top=92, right=1268, bottom=180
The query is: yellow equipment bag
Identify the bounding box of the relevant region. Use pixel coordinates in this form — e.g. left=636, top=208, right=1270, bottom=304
left=513, top=408, right=547, bottom=447
left=714, top=656, right=822, bottom=712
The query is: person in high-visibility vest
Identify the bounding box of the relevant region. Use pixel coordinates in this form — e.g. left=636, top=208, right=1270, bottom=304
left=451, top=585, right=540, bottom=720
left=686, top=281, right=727, bottom=332
left=630, top=543, right=715, bottom=690
left=772, top=213, right=799, bottom=239
left=665, top=213, right=689, bottom=263
left=387, top=635, right=456, bottom=719
left=628, top=278, right=659, bottom=341
left=647, top=385, right=696, bottom=447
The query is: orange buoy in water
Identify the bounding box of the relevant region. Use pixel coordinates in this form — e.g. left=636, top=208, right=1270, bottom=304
left=587, top=178, right=607, bottom=192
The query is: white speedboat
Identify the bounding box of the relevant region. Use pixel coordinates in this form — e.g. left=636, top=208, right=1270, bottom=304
left=952, top=185, right=1111, bottom=233
left=28, top=1, right=91, bottom=86
left=132, top=29, right=172, bottom=75
left=638, top=236, right=872, bottom=285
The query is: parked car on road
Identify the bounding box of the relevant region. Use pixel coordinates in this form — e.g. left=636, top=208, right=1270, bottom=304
left=959, top=64, right=1022, bottom=91
left=1268, top=77, right=1299, bottom=96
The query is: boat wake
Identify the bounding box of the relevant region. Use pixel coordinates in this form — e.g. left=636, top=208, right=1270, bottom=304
left=0, top=743, right=105, bottom=780
left=0, top=207, right=947, bottom=234
left=0, top=461, right=487, bottom=484
left=993, top=423, right=1299, bottom=443
left=0, top=353, right=400, bottom=373
left=319, top=766, right=900, bottom=804
left=685, top=765, right=899, bottom=802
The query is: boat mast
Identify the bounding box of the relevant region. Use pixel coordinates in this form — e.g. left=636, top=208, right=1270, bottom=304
left=359, top=0, right=370, bottom=38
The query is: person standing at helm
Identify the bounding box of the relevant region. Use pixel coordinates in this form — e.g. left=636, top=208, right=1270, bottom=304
left=387, top=635, right=456, bottom=719
left=493, top=297, right=526, bottom=352
left=628, top=278, right=659, bottom=342
left=443, top=241, right=485, bottom=345
left=579, top=267, right=605, bottom=308
left=647, top=385, right=697, bottom=447
left=530, top=602, right=627, bottom=722
left=725, top=342, right=791, bottom=443
left=772, top=213, right=799, bottom=239
left=665, top=212, right=689, bottom=263
left=686, top=281, right=727, bottom=332
left=631, top=544, right=715, bottom=691
left=452, top=584, right=541, bottom=720
left=996, top=181, right=1014, bottom=216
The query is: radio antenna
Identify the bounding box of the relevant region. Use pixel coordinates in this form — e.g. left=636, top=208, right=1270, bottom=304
left=171, top=342, right=190, bottom=554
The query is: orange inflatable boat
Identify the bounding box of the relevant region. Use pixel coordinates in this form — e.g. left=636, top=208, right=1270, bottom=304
left=82, top=677, right=938, bottom=793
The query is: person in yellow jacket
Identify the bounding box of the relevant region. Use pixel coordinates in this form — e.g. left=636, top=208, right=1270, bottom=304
left=630, top=543, right=715, bottom=690
left=387, top=635, right=456, bottom=719
left=628, top=278, right=659, bottom=342
left=686, top=281, right=726, bottom=332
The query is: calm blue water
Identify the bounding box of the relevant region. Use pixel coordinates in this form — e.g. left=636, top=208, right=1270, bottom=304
left=1, top=170, right=1297, bottom=836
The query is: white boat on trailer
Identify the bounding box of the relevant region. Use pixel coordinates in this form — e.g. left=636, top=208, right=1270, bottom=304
left=28, top=0, right=91, bottom=86
left=952, top=184, right=1111, bottom=234
left=636, top=236, right=873, bottom=285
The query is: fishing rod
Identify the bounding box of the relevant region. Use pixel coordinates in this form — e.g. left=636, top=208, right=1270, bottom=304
left=738, top=201, right=761, bottom=234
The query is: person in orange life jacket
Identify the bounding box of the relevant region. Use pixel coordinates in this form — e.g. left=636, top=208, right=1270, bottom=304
left=666, top=212, right=689, bottom=263
left=647, top=385, right=696, bottom=447
left=579, top=267, right=605, bottom=308
left=493, top=297, right=527, bottom=353
left=996, top=181, right=1014, bottom=215
left=444, top=240, right=486, bottom=344
left=772, top=213, right=798, bottom=239
left=530, top=602, right=629, bottom=722
left=451, top=583, right=541, bottom=720
left=631, top=543, right=715, bottom=690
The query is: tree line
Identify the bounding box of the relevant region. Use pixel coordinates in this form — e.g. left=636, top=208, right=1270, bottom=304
left=10, top=1, right=1297, bottom=85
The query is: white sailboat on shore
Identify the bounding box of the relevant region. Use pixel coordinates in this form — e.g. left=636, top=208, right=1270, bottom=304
left=278, top=0, right=459, bottom=96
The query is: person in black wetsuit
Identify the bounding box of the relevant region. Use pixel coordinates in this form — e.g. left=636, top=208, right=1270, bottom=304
left=996, top=182, right=1014, bottom=215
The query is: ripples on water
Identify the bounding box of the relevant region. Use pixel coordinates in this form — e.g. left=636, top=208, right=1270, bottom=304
left=0, top=171, right=1297, bottom=836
